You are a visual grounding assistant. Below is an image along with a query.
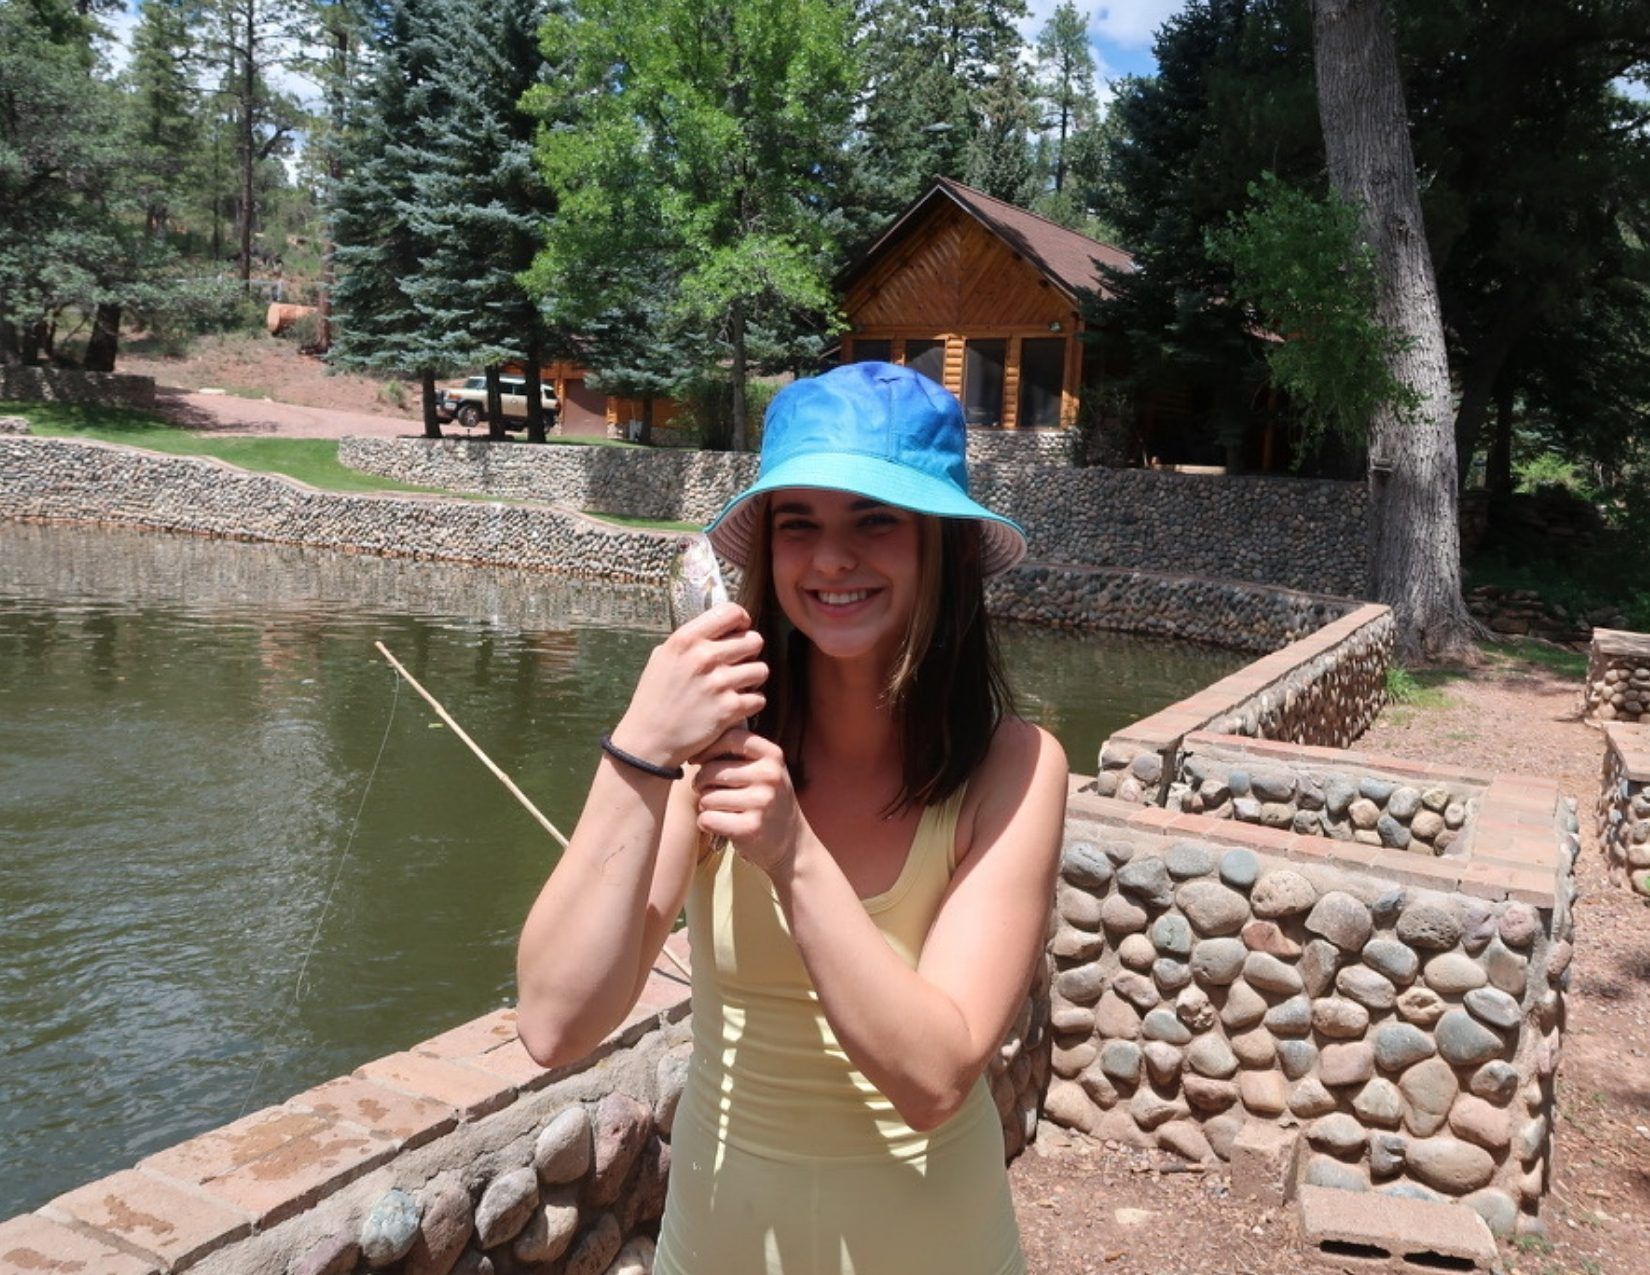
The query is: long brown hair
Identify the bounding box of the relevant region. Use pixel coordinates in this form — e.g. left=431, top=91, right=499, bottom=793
left=737, top=501, right=1016, bottom=813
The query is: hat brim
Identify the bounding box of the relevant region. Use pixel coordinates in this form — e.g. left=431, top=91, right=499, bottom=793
left=704, top=452, right=1027, bottom=577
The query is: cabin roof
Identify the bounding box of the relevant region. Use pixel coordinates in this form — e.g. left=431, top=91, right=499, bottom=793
left=842, top=177, right=1135, bottom=303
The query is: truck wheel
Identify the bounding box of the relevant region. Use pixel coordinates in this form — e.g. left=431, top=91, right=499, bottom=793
left=457, top=404, right=483, bottom=430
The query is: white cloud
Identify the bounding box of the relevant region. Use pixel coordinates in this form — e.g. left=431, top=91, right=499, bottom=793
left=1091, top=1, right=1191, bottom=49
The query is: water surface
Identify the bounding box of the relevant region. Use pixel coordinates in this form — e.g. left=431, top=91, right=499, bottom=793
left=0, top=522, right=1243, bottom=1216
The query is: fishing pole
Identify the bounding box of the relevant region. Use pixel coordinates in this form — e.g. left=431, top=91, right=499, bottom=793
left=374, top=641, right=693, bottom=983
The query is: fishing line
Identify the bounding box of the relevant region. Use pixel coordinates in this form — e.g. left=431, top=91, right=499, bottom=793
left=236, top=669, right=402, bottom=1120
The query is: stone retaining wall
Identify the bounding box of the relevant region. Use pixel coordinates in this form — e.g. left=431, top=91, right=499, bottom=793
left=987, top=565, right=1359, bottom=654
left=0, top=945, right=696, bottom=1275
left=1167, top=732, right=1476, bottom=856
left=338, top=437, right=1369, bottom=596
left=0, top=366, right=157, bottom=407
left=0, top=436, right=683, bottom=585
left=1597, top=723, right=1650, bottom=895
left=1095, top=604, right=1395, bottom=802
left=1, top=439, right=1380, bottom=664
left=1046, top=760, right=1578, bottom=1239
left=1583, top=627, right=1650, bottom=723
left=0, top=930, right=1051, bottom=1275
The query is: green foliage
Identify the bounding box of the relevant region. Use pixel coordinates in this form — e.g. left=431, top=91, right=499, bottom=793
left=668, top=372, right=782, bottom=452
left=1208, top=174, right=1420, bottom=458
left=1031, top=0, right=1096, bottom=202
left=529, top=0, right=857, bottom=448
left=1514, top=451, right=1596, bottom=499
left=132, top=276, right=264, bottom=353
left=1090, top=0, right=1650, bottom=482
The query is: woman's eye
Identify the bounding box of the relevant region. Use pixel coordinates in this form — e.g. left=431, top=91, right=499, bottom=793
left=775, top=520, right=816, bottom=535
left=858, top=513, right=898, bottom=530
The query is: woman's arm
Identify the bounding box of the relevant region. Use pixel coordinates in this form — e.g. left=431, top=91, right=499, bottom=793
left=697, top=718, right=1067, bottom=1131
left=515, top=604, right=765, bottom=1068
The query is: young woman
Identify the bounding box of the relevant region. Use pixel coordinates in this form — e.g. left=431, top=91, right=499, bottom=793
left=516, top=362, right=1068, bottom=1274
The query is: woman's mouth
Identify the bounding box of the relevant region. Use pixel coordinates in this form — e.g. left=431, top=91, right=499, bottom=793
left=809, top=588, right=878, bottom=612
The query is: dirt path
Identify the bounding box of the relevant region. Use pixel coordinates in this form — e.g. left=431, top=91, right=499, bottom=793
left=1010, top=654, right=1650, bottom=1275
left=153, top=386, right=420, bottom=439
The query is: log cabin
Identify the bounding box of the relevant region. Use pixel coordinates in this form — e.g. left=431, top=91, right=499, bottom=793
left=837, top=177, right=1133, bottom=433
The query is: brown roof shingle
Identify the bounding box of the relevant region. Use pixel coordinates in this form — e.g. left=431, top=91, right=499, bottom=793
left=844, top=177, right=1135, bottom=301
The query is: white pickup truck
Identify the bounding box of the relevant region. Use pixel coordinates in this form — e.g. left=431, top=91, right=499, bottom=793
left=437, top=375, right=560, bottom=430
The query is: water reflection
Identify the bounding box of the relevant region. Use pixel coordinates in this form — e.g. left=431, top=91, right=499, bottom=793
left=0, top=522, right=1243, bottom=1217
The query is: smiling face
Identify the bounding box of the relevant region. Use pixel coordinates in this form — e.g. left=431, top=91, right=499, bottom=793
left=767, top=487, right=930, bottom=671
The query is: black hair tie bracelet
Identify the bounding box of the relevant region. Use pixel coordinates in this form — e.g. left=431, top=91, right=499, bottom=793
left=600, top=733, right=685, bottom=780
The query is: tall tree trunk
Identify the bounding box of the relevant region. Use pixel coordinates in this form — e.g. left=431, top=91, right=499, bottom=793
left=730, top=299, right=749, bottom=452
left=420, top=369, right=443, bottom=439
left=1310, top=0, right=1476, bottom=661
left=238, top=0, right=256, bottom=289
left=524, top=335, right=546, bottom=445
left=1485, top=376, right=1515, bottom=507
left=84, top=304, right=121, bottom=372
left=485, top=364, right=507, bottom=441
left=1451, top=295, right=1529, bottom=489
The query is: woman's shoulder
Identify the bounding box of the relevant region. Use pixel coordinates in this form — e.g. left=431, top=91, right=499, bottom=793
left=965, top=716, right=1068, bottom=815
left=986, top=714, right=1068, bottom=773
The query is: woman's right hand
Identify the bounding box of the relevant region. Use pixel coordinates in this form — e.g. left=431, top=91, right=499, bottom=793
left=609, top=603, right=767, bottom=768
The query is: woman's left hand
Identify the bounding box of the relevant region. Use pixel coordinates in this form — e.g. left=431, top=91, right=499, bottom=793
left=692, top=729, right=804, bottom=875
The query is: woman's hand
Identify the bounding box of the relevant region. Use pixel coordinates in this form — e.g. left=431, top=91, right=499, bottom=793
left=610, top=603, right=767, bottom=768
left=693, top=729, right=805, bottom=875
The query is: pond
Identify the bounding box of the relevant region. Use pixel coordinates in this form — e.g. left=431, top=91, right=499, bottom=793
left=0, top=521, right=1246, bottom=1217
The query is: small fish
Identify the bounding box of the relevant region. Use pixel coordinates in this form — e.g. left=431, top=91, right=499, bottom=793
left=668, top=533, right=730, bottom=628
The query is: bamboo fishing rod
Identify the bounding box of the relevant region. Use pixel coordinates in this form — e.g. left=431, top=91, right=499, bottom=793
left=373, top=641, right=693, bottom=983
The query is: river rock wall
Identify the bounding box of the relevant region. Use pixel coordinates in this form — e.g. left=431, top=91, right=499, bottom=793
left=1167, top=733, right=1477, bottom=855
left=1046, top=779, right=1577, bottom=1239
left=338, top=437, right=1369, bottom=596
left=0, top=436, right=683, bottom=584
left=1583, top=628, right=1650, bottom=723
left=1598, top=723, right=1650, bottom=894
left=0, top=955, right=695, bottom=1275
left=1095, top=605, right=1394, bottom=803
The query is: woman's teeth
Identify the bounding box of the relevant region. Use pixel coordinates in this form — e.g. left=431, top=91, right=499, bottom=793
left=818, top=590, right=870, bottom=605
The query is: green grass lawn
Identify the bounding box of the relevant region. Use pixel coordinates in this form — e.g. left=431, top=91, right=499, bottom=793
left=5, top=401, right=678, bottom=522
left=5, top=400, right=456, bottom=495
left=587, top=510, right=704, bottom=532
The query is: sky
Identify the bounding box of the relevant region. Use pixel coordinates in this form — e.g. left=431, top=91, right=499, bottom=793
left=102, top=0, right=1192, bottom=108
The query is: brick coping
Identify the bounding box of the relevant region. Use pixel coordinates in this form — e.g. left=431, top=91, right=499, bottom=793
left=0, top=935, right=692, bottom=1272
left=1604, top=721, right=1650, bottom=782
left=1070, top=740, right=1567, bottom=908
left=1107, top=602, right=1390, bottom=755
left=1591, top=627, right=1650, bottom=659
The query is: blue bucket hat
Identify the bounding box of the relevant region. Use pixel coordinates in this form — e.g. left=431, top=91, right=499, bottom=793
left=704, top=362, right=1027, bottom=576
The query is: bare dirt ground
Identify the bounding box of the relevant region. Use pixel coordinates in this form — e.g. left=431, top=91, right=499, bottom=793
left=122, top=332, right=427, bottom=435
left=1010, top=653, right=1650, bottom=1275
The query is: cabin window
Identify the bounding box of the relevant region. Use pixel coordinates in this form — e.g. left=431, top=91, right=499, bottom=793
left=1018, top=338, right=1066, bottom=428
left=850, top=339, right=891, bottom=364
left=963, top=339, right=1007, bottom=427
left=906, top=339, right=945, bottom=386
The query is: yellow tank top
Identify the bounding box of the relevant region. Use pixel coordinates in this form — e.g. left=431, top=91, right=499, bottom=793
left=654, top=784, right=1025, bottom=1275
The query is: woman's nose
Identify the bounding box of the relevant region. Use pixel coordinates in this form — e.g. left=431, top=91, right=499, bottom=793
left=813, top=531, right=857, bottom=573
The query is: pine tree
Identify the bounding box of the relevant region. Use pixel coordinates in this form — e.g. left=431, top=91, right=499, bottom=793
left=124, top=0, right=207, bottom=243
left=849, top=0, right=1029, bottom=242
left=328, top=0, right=451, bottom=435
left=0, top=0, right=159, bottom=368
left=399, top=0, right=553, bottom=441
left=963, top=50, right=1039, bottom=204
left=1032, top=1, right=1096, bottom=197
